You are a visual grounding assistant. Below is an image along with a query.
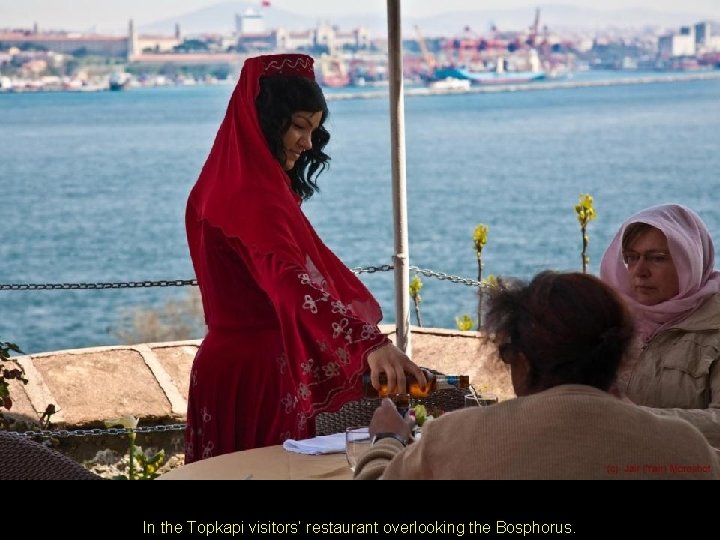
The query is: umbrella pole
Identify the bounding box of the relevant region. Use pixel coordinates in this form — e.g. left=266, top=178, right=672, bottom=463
left=386, top=0, right=411, bottom=356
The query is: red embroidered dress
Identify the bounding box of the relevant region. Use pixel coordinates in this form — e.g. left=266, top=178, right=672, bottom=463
left=184, top=54, right=390, bottom=463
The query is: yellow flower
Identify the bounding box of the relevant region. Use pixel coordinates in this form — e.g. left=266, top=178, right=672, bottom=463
left=455, top=314, right=474, bottom=331
left=473, top=224, right=489, bottom=254
left=483, top=275, right=498, bottom=288
left=574, top=194, right=597, bottom=226
left=409, top=275, right=423, bottom=299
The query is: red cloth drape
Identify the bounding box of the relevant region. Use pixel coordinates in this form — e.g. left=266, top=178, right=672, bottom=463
left=184, top=54, right=389, bottom=463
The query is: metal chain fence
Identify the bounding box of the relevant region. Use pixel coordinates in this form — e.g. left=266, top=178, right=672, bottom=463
left=0, top=265, right=483, bottom=290
left=0, top=279, right=197, bottom=291
left=2, top=264, right=483, bottom=440
left=15, top=423, right=187, bottom=439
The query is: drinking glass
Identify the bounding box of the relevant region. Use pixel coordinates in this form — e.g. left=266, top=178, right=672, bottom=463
left=477, top=394, right=498, bottom=406
left=345, top=426, right=371, bottom=472
left=465, top=393, right=499, bottom=407
left=464, top=393, right=481, bottom=408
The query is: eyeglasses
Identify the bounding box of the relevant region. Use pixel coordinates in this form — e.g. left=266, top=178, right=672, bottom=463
left=622, top=251, right=671, bottom=267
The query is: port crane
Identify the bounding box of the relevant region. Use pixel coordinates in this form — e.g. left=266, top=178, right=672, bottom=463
left=413, top=25, right=437, bottom=76
left=447, top=25, right=484, bottom=65
left=527, top=7, right=540, bottom=47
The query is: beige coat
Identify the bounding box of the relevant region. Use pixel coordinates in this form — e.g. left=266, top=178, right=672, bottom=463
left=354, top=385, right=720, bottom=480
left=624, top=293, right=720, bottom=449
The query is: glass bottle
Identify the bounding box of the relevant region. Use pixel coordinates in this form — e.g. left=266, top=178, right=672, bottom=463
left=363, top=370, right=470, bottom=399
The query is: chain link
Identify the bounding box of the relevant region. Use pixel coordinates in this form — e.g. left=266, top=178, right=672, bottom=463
left=354, top=264, right=483, bottom=288
left=13, top=423, right=187, bottom=439
left=0, top=267, right=485, bottom=290
left=0, top=279, right=197, bottom=291
left=350, top=264, right=394, bottom=274
left=410, top=266, right=483, bottom=288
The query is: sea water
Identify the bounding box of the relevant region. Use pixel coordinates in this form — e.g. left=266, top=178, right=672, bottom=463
left=1, top=75, right=719, bottom=353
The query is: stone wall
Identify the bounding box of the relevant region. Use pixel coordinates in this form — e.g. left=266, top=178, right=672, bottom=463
left=5, top=326, right=512, bottom=461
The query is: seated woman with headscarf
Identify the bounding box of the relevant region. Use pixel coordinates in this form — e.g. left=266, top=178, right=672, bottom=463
left=353, top=271, right=719, bottom=480
left=600, top=203, right=720, bottom=449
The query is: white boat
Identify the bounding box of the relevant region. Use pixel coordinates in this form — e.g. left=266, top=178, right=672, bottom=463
left=427, top=77, right=471, bottom=91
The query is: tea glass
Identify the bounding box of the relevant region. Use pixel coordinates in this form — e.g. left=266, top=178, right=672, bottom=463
left=345, top=426, right=372, bottom=472
left=464, top=393, right=499, bottom=407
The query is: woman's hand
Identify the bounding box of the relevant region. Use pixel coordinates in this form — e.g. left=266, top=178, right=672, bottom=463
left=369, top=398, right=414, bottom=442
left=366, top=342, right=427, bottom=395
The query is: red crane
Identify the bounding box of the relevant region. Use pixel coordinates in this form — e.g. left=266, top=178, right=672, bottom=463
left=445, top=25, right=483, bottom=65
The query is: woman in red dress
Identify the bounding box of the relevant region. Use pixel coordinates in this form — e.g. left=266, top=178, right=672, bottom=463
left=184, top=53, right=425, bottom=463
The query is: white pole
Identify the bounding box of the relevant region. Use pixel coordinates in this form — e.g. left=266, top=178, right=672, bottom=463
left=386, top=0, right=411, bottom=356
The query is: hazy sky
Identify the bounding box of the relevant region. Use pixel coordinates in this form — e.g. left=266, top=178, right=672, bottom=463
left=2, top=0, right=718, bottom=32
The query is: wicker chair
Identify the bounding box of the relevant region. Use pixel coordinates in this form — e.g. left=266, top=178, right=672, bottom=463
left=314, top=370, right=471, bottom=436
left=0, top=431, right=103, bottom=480
left=315, top=399, right=379, bottom=436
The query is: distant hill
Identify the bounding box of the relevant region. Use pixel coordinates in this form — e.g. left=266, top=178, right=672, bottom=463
left=139, top=2, right=716, bottom=37
left=139, top=1, right=316, bottom=35
left=410, top=5, right=717, bottom=37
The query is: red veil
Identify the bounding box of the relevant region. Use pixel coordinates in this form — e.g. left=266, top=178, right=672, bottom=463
left=186, top=54, right=387, bottom=436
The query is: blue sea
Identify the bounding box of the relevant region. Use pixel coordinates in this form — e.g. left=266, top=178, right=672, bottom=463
left=2, top=73, right=719, bottom=353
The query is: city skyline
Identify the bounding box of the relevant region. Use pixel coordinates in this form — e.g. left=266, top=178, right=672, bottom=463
left=1, top=0, right=718, bottom=34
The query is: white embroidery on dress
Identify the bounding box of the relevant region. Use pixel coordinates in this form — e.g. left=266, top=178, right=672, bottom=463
left=331, top=318, right=350, bottom=339
left=298, top=383, right=311, bottom=400
left=201, top=407, right=212, bottom=423
left=303, top=294, right=318, bottom=314
left=330, top=299, right=347, bottom=315
left=361, top=324, right=380, bottom=340
left=301, top=358, right=315, bottom=374
left=276, top=352, right=288, bottom=374
left=322, top=362, right=340, bottom=378
left=297, top=412, right=308, bottom=431
left=288, top=260, right=387, bottom=416
left=281, top=393, right=298, bottom=414
left=202, top=441, right=215, bottom=460
left=335, top=347, right=350, bottom=364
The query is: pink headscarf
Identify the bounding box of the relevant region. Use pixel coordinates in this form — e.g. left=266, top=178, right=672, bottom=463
left=600, top=204, right=720, bottom=341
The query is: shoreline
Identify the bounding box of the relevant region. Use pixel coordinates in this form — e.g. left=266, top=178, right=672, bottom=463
left=2, top=70, right=719, bottom=98
left=325, top=70, right=720, bottom=100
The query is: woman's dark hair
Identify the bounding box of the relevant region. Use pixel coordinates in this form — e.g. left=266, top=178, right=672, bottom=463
left=255, top=75, right=330, bottom=200
left=622, top=222, right=656, bottom=251
left=482, top=271, right=635, bottom=392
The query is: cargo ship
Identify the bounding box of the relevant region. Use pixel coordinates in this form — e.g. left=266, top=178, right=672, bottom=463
left=433, top=66, right=545, bottom=85
left=433, top=48, right=545, bottom=86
